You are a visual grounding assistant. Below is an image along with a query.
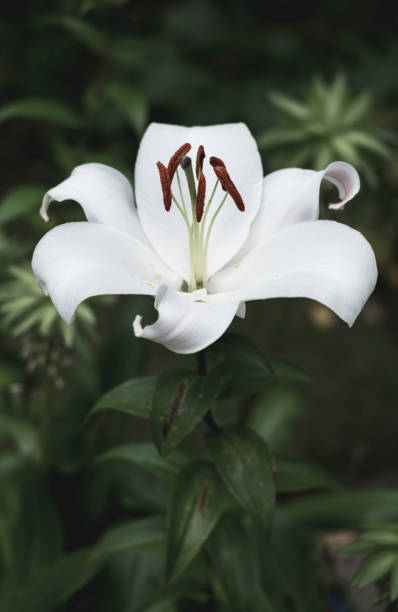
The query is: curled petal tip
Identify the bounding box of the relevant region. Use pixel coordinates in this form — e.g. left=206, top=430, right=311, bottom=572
left=40, top=194, right=51, bottom=222
left=133, top=314, right=144, bottom=337
left=325, top=161, right=360, bottom=210
left=236, top=302, right=246, bottom=318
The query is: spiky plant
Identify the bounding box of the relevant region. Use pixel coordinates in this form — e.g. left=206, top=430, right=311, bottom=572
left=0, top=264, right=97, bottom=386
left=258, top=74, right=392, bottom=185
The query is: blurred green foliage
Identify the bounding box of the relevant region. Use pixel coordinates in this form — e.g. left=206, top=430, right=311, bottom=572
left=259, top=74, right=392, bottom=183
left=1, top=1, right=398, bottom=610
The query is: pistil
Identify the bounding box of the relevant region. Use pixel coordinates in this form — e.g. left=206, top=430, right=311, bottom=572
left=180, top=156, right=197, bottom=207
left=180, top=155, right=202, bottom=290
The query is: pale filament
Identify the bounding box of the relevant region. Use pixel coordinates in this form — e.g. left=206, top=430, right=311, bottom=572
left=171, top=173, right=226, bottom=291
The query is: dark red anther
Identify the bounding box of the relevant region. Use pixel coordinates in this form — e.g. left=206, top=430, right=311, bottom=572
left=167, top=143, right=191, bottom=181
left=195, top=145, right=205, bottom=179
left=156, top=161, right=172, bottom=211
left=209, top=156, right=226, bottom=168
left=212, top=164, right=245, bottom=211
left=196, top=172, right=206, bottom=222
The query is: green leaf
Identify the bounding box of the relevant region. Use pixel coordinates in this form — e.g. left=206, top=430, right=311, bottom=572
left=0, top=414, right=39, bottom=458
left=390, top=558, right=398, bottom=600
left=247, top=388, right=302, bottom=450
left=331, top=136, right=361, bottom=165
left=312, top=75, right=328, bottom=101
left=86, top=376, right=156, bottom=421
left=0, top=362, right=21, bottom=390
left=345, top=130, right=390, bottom=157
left=93, top=443, right=190, bottom=480
left=208, top=518, right=272, bottom=612
left=151, top=370, right=216, bottom=456
left=257, top=127, right=307, bottom=149
left=103, top=82, right=148, bottom=136
left=135, top=595, right=178, bottom=612
left=209, top=347, right=309, bottom=401
left=286, top=490, right=398, bottom=528
left=313, top=143, right=333, bottom=170
left=353, top=550, right=397, bottom=588
left=207, top=425, right=275, bottom=525
left=0, top=186, right=44, bottom=226
left=268, top=355, right=311, bottom=386
left=209, top=359, right=275, bottom=398
left=0, top=458, right=63, bottom=578
left=36, top=15, right=106, bottom=54
left=209, top=333, right=271, bottom=370
left=276, top=458, right=339, bottom=492
left=342, top=91, right=371, bottom=125
left=0, top=549, right=100, bottom=612
left=342, top=541, right=375, bottom=554
left=323, top=74, right=347, bottom=123
left=208, top=336, right=277, bottom=397
left=363, top=523, right=398, bottom=533
left=10, top=305, right=49, bottom=337
left=91, top=516, right=165, bottom=561
left=268, top=91, right=309, bottom=119
left=0, top=98, right=80, bottom=127
left=133, top=579, right=205, bottom=612
left=166, top=461, right=229, bottom=583
left=360, top=530, right=398, bottom=547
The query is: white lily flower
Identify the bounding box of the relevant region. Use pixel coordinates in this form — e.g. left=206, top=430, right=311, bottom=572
left=32, top=122, right=377, bottom=354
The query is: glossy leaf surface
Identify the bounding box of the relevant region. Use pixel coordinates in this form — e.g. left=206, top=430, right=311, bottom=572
left=166, top=461, right=229, bottom=583
left=207, top=425, right=275, bottom=525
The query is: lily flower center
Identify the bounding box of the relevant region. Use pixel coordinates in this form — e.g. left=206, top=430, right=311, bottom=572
left=156, top=143, right=245, bottom=292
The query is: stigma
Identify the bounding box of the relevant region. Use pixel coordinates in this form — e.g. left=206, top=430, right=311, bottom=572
left=156, top=143, right=245, bottom=292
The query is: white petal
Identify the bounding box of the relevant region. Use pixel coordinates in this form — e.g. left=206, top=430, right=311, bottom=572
left=32, top=222, right=182, bottom=324
left=41, top=163, right=148, bottom=243
left=133, top=285, right=240, bottom=354
left=135, top=122, right=263, bottom=280
left=241, top=161, right=360, bottom=253
left=209, top=220, right=377, bottom=326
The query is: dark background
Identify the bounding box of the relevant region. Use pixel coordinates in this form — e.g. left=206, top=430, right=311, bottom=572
left=1, top=1, right=398, bottom=609
left=2, top=0, right=396, bottom=479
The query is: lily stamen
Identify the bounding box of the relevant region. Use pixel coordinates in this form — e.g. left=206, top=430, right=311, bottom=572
left=210, top=158, right=245, bottom=211
left=157, top=144, right=247, bottom=291
left=156, top=162, right=172, bottom=211
left=196, top=173, right=206, bottom=222
left=209, top=156, right=225, bottom=169
left=196, top=145, right=205, bottom=179
left=168, top=143, right=191, bottom=180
